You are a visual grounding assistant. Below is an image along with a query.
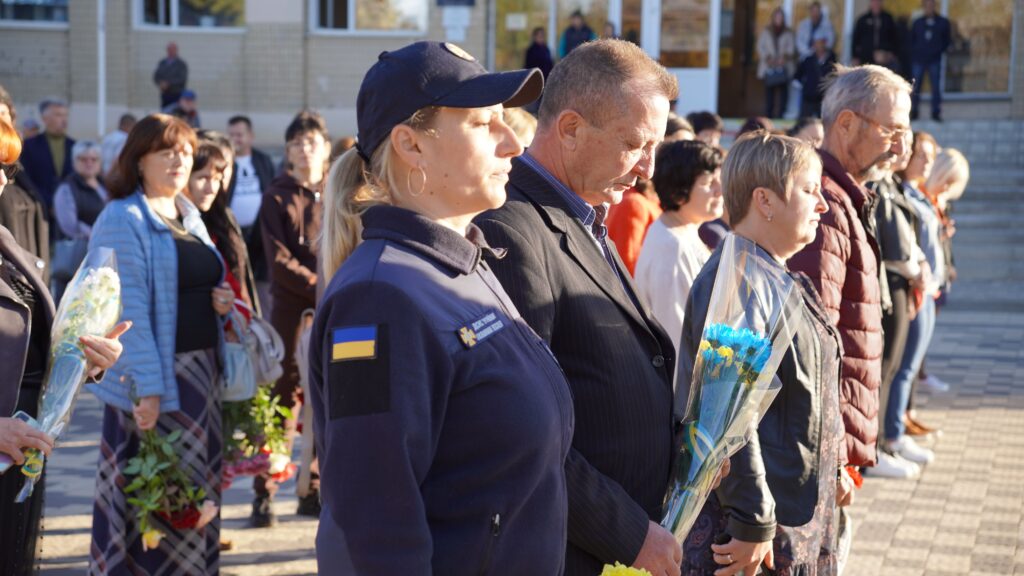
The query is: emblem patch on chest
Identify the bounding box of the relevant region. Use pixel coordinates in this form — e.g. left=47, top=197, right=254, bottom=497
left=457, top=311, right=505, bottom=349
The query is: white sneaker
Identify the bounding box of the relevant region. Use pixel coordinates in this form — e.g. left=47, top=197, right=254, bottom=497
left=864, top=451, right=921, bottom=479
left=919, top=374, right=951, bottom=392
left=888, top=435, right=935, bottom=465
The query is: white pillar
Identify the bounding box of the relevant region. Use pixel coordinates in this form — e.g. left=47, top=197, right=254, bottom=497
left=97, top=0, right=106, bottom=137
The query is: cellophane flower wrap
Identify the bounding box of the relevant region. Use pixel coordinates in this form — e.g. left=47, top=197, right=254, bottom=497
left=660, top=234, right=805, bottom=544
left=0, top=248, right=121, bottom=502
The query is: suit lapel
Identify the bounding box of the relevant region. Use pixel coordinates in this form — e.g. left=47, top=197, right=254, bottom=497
left=606, top=236, right=674, bottom=348
left=510, top=158, right=653, bottom=337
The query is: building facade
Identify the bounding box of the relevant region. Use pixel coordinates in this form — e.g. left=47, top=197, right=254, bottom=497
left=0, top=0, right=1020, bottom=144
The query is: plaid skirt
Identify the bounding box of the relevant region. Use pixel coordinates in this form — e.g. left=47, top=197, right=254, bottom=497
left=88, top=349, right=222, bottom=576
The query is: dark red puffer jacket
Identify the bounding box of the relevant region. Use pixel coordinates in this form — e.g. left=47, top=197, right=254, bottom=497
left=788, top=149, right=883, bottom=467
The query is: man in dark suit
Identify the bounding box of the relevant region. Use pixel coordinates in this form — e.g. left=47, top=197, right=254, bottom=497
left=475, top=39, right=682, bottom=576
left=19, top=98, right=74, bottom=208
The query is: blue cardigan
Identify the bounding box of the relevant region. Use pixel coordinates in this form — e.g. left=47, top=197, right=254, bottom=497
left=87, top=191, right=224, bottom=413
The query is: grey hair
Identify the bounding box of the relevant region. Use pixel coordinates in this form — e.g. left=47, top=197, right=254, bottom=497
left=821, top=64, right=912, bottom=129
left=71, top=140, right=101, bottom=160
left=39, top=97, right=68, bottom=115
left=538, top=39, right=678, bottom=128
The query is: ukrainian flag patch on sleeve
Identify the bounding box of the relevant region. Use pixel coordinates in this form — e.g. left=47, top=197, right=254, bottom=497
left=332, top=325, right=378, bottom=362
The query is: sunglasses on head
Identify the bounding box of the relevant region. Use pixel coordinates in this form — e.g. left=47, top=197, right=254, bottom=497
left=1, top=163, right=19, bottom=180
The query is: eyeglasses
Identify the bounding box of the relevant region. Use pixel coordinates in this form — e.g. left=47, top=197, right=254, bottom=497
left=851, top=110, right=909, bottom=144
left=1, top=162, right=19, bottom=180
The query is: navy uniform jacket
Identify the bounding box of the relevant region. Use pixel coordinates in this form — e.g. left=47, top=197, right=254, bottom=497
left=309, top=205, right=575, bottom=575
left=475, top=158, right=677, bottom=575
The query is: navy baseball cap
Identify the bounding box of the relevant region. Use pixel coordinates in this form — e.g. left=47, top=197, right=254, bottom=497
left=355, top=41, right=543, bottom=162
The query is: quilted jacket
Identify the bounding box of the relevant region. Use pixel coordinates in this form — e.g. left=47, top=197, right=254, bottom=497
left=788, top=149, right=883, bottom=467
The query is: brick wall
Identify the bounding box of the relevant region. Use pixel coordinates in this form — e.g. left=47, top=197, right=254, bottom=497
left=0, top=27, right=70, bottom=111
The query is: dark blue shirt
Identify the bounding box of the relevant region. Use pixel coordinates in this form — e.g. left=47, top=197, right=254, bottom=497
left=309, top=205, right=574, bottom=575
left=911, top=14, right=951, bottom=64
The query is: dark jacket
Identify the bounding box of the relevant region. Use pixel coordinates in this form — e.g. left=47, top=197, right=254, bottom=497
left=678, top=241, right=843, bottom=542
left=153, top=57, right=188, bottom=94
left=525, top=42, right=554, bottom=77
left=0, top=171, right=50, bottom=283
left=795, top=50, right=838, bottom=104
left=852, top=10, right=900, bottom=64
left=309, top=205, right=574, bottom=575
left=475, top=158, right=676, bottom=574
left=227, top=147, right=276, bottom=282
left=910, top=14, right=951, bottom=64
left=559, top=25, right=596, bottom=58
left=0, top=225, right=55, bottom=416
left=259, top=174, right=321, bottom=308
left=20, top=133, right=75, bottom=207
left=871, top=175, right=920, bottom=287
left=226, top=147, right=276, bottom=208
left=788, top=149, right=883, bottom=467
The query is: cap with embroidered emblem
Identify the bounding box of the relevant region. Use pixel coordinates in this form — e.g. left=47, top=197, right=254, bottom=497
left=355, top=41, right=543, bottom=162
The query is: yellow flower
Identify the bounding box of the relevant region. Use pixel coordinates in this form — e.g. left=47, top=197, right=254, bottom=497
left=600, top=562, right=653, bottom=576
left=142, top=528, right=163, bottom=551
left=699, top=340, right=712, bottom=353
left=716, top=346, right=735, bottom=366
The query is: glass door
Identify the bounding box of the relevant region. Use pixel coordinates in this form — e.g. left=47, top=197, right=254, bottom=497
left=493, top=0, right=551, bottom=71
left=648, top=0, right=721, bottom=114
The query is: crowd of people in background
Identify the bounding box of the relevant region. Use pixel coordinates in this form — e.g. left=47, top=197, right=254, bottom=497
left=0, top=9, right=971, bottom=574
left=753, top=0, right=954, bottom=121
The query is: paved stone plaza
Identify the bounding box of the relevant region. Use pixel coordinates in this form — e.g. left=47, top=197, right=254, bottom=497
left=35, top=306, right=1024, bottom=575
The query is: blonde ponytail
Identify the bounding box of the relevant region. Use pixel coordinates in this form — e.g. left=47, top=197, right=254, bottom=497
left=318, top=107, right=440, bottom=285
left=320, top=148, right=389, bottom=283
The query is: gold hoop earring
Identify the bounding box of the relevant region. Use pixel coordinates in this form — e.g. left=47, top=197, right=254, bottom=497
left=407, top=166, right=427, bottom=198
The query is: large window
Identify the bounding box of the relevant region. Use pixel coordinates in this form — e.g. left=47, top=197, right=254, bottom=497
left=0, top=0, right=68, bottom=23
left=883, top=0, right=1013, bottom=95
left=142, top=0, right=244, bottom=28
left=493, top=0, right=549, bottom=70
left=660, top=0, right=710, bottom=68
left=316, top=0, right=428, bottom=32
left=945, top=0, right=1012, bottom=94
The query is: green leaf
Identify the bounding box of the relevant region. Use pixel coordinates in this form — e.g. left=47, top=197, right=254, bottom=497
left=125, top=477, right=146, bottom=493
left=277, top=406, right=294, bottom=419
left=161, top=442, right=174, bottom=457
left=123, top=462, right=141, bottom=476
left=166, top=429, right=182, bottom=444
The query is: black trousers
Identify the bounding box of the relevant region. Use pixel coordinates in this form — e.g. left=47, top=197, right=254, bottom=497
left=764, top=83, right=789, bottom=119
left=0, top=388, right=46, bottom=576
left=879, top=276, right=911, bottom=443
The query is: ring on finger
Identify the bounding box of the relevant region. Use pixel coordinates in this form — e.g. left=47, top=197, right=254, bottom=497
left=725, top=553, right=733, bottom=564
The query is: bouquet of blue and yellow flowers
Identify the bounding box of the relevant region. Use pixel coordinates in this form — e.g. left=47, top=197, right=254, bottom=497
left=661, top=234, right=805, bottom=543
left=0, top=247, right=121, bottom=502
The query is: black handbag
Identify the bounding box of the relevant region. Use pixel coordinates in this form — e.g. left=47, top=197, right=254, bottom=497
left=764, top=66, right=789, bottom=88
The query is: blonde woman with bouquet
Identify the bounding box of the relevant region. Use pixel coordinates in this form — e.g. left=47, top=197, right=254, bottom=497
left=678, top=132, right=847, bottom=576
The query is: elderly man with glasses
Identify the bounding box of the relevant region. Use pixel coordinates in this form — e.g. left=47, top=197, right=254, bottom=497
left=786, top=63, right=912, bottom=567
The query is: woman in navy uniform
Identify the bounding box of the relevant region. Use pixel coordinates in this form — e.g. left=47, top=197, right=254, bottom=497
left=309, top=42, right=574, bottom=575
